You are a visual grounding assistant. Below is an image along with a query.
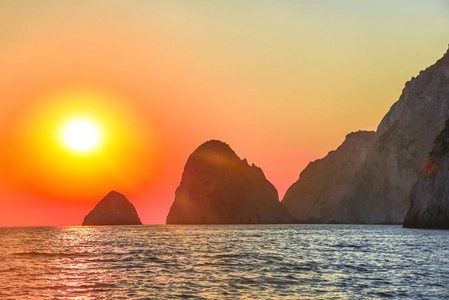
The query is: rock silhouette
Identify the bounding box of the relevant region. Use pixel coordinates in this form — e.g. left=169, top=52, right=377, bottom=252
left=403, top=120, right=449, bottom=229
left=166, top=140, right=294, bottom=224
left=331, top=45, right=449, bottom=224
left=82, top=191, right=142, bottom=225
left=282, top=131, right=374, bottom=222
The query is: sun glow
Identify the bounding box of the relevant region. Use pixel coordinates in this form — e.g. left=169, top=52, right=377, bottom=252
left=0, top=88, right=160, bottom=203
left=63, top=120, right=100, bottom=151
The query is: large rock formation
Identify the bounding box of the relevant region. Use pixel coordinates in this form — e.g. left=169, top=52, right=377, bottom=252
left=82, top=191, right=142, bottom=225
left=282, top=131, right=375, bottom=222
left=166, top=140, right=294, bottom=224
left=333, top=45, right=449, bottom=224
left=403, top=120, right=449, bottom=229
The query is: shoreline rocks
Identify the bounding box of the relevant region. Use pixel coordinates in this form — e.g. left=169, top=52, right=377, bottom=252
left=403, top=120, right=449, bottom=229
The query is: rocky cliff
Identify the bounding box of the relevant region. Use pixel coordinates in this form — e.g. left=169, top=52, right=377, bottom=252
left=166, top=140, right=294, bottom=224
left=334, top=45, right=449, bottom=224
left=403, top=120, right=449, bottom=229
left=82, top=191, right=142, bottom=225
left=282, top=131, right=375, bottom=222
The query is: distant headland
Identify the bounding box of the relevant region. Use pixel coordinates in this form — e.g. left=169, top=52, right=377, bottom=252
left=281, top=44, right=449, bottom=227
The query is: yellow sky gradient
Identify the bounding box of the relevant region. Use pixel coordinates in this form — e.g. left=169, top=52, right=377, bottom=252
left=0, top=1, right=448, bottom=225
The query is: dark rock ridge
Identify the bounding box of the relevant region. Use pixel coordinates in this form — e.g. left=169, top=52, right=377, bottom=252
left=403, top=120, right=449, bottom=229
left=82, top=191, right=142, bottom=225
left=333, top=45, right=449, bottom=224
left=166, top=140, right=294, bottom=224
left=282, top=131, right=375, bottom=222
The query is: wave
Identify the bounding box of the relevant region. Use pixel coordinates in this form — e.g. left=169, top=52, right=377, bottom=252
left=12, top=251, right=92, bottom=257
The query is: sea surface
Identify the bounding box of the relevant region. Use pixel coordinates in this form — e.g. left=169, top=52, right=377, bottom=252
left=0, top=225, right=448, bottom=299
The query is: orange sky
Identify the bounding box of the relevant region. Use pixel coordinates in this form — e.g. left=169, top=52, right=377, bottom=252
left=0, top=1, right=448, bottom=226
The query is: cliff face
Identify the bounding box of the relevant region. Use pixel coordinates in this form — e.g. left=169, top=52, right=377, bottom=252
left=403, top=120, right=449, bottom=229
left=166, top=140, right=294, bottom=224
left=82, top=191, right=142, bottom=225
left=282, top=131, right=374, bottom=222
left=334, top=46, right=449, bottom=224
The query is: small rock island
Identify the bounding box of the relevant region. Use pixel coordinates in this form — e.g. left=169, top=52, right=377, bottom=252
left=403, top=120, right=449, bottom=229
left=166, top=140, right=294, bottom=224
left=82, top=191, right=143, bottom=225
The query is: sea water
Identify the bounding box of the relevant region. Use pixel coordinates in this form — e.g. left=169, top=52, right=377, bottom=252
left=1, top=224, right=448, bottom=299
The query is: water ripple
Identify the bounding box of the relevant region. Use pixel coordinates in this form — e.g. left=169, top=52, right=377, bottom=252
left=1, top=225, right=449, bottom=299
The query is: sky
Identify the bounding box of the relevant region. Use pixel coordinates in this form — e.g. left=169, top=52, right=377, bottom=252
left=0, top=0, right=448, bottom=226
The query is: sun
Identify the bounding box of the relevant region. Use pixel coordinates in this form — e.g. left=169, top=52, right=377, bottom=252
left=62, top=120, right=100, bottom=151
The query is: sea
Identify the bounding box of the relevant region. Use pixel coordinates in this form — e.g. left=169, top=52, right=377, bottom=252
left=1, top=225, right=448, bottom=299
